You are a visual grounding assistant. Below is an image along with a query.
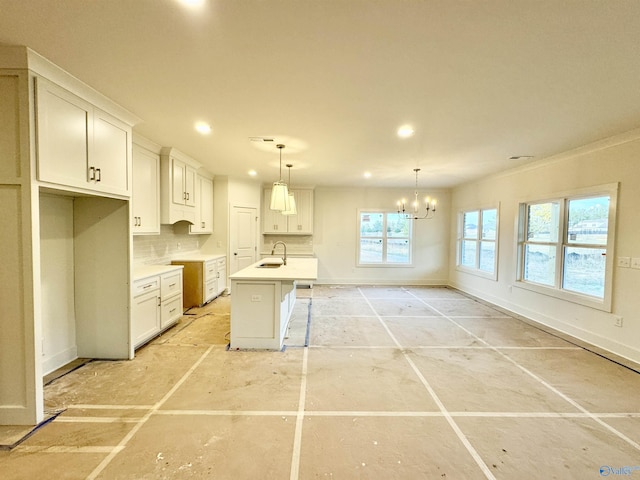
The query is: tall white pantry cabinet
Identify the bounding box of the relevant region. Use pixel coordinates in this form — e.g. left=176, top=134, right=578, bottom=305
left=0, top=46, right=139, bottom=425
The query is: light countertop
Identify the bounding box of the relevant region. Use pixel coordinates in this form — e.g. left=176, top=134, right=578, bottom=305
left=134, top=264, right=184, bottom=281
left=229, top=257, right=318, bottom=282
left=171, top=254, right=225, bottom=262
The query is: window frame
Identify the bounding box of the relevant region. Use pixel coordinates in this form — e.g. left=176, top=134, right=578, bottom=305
left=515, top=183, right=618, bottom=312
left=456, top=204, right=500, bottom=280
left=356, top=209, right=414, bottom=267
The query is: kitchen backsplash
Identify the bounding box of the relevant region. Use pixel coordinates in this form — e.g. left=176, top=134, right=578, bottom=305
left=262, top=235, right=314, bottom=255
left=133, top=225, right=201, bottom=266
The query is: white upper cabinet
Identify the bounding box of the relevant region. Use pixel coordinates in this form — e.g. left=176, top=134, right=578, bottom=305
left=288, top=189, right=314, bottom=234
left=132, top=143, right=160, bottom=235
left=190, top=174, right=214, bottom=234
left=263, top=188, right=288, bottom=233
left=92, top=110, right=130, bottom=194
left=262, top=188, right=314, bottom=234
left=35, top=77, right=131, bottom=196
left=171, top=158, right=196, bottom=208
left=160, top=148, right=200, bottom=224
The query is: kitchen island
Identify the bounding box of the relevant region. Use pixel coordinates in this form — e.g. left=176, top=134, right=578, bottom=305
left=229, top=257, right=318, bottom=350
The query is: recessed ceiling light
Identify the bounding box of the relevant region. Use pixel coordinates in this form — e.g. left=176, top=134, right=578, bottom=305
left=509, top=155, right=534, bottom=160
left=397, top=125, right=415, bottom=138
left=363, top=172, right=372, bottom=179
left=195, top=122, right=212, bottom=135
left=248, top=170, right=257, bottom=177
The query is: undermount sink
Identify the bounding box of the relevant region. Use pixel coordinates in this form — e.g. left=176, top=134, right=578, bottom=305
left=257, top=263, right=283, bottom=268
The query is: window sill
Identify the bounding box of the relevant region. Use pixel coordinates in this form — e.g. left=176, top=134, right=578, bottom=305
left=513, top=280, right=611, bottom=312
left=456, top=265, right=497, bottom=281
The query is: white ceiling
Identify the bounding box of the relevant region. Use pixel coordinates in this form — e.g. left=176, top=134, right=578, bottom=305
left=1, top=0, right=640, bottom=189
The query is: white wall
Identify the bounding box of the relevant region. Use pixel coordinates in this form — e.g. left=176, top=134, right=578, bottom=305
left=39, top=194, right=76, bottom=375
left=449, top=129, right=640, bottom=364
left=313, top=187, right=450, bottom=285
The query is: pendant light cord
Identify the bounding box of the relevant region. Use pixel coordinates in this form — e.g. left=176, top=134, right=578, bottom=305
left=277, top=144, right=285, bottom=181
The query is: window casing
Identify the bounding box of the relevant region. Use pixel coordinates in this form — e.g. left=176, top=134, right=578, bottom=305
left=516, top=183, right=617, bottom=311
left=457, top=206, right=499, bottom=279
left=357, top=211, right=413, bottom=266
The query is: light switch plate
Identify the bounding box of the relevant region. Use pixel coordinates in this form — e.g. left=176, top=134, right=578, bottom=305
left=631, top=258, right=640, bottom=269
left=618, top=257, right=631, bottom=268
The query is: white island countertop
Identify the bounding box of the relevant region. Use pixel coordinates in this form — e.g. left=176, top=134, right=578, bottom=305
left=229, top=257, right=318, bottom=282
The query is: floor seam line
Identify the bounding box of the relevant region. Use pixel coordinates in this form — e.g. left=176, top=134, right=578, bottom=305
left=358, top=287, right=496, bottom=480
left=407, top=291, right=640, bottom=453
left=85, top=345, right=214, bottom=480
left=289, top=344, right=309, bottom=480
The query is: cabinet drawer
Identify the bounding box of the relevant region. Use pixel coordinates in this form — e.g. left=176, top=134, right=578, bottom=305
left=204, top=260, right=217, bottom=282
left=205, top=279, right=217, bottom=302
left=161, top=295, right=183, bottom=328
left=161, top=271, right=182, bottom=299
left=133, top=276, right=160, bottom=297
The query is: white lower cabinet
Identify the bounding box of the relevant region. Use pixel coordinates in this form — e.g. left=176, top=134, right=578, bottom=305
left=132, top=287, right=161, bottom=348
left=132, top=265, right=184, bottom=348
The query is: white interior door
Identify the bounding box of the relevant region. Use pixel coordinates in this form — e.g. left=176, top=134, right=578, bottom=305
left=230, top=206, right=257, bottom=275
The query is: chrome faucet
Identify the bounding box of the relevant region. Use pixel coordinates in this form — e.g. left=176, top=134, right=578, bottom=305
left=271, top=241, right=287, bottom=265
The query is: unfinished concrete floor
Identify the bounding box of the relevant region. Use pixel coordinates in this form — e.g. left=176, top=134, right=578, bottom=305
left=1, top=286, right=640, bottom=479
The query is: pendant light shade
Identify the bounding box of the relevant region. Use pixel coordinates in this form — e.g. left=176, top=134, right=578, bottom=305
left=270, top=144, right=289, bottom=211
left=282, top=163, right=297, bottom=216
left=270, top=181, right=289, bottom=210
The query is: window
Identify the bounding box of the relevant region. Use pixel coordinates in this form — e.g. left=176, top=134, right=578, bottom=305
left=457, top=207, right=498, bottom=278
left=358, top=211, right=412, bottom=265
left=517, top=184, right=617, bottom=311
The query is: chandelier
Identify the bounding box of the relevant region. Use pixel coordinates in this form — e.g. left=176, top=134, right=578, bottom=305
left=396, top=168, right=437, bottom=220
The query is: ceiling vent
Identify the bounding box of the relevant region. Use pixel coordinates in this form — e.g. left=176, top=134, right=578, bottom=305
left=249, top=137, right=274, bottom=142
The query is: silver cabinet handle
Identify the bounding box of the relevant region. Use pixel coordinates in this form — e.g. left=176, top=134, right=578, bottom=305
left=201, top=221, right=205, bottom=228
left=88, top=166, right=95, bottom=181
left=96, top=168, right=101, bottom=182
left=169, top=283, right=176, bottom=287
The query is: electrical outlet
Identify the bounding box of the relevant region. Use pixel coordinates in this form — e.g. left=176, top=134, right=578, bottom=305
left=617, top=257, right=631, bottom=268
left=614, top=316, right=623, bottom=328
left=631, top=258, right=640, bottom=269
left=177, top=242, right=181, bottom=250
left=251, top=295, right=262, bottom=302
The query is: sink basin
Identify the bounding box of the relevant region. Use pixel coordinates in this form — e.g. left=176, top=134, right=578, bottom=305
left=257, top=257, right=285, bottom=268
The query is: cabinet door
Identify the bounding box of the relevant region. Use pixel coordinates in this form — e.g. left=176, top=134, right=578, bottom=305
left=132, top=145, right=160, bottom=234
left=171, top=158, right=186, bottom=206
left=262, top=188, right=288, bottom=233
left=185, top=165, right=197, bottom=207
left=199, top=176, right=213, bottom=232
left=92, top=109, right=130, bottom=195
left=161, top=296, right=182, bottom=329
left=204, top=279, right=218, bottom=304
left=36, top=78, right=91, bottom=190
left=216, top=258, right=227, bottom=294
left=190, top=175, right=213, bottom=234
left=289, top=189, right=314, bottom=234
left=132, top=290, right=160, bottom=348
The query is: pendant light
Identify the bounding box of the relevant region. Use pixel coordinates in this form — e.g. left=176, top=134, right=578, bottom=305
left=282, top=164, right=297, bottom=216
left=270, top=144, right=289, bottom=211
